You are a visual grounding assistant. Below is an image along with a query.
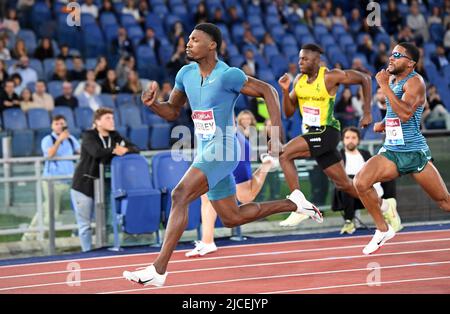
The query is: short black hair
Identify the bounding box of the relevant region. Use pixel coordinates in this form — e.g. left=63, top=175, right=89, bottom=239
left=52, top=114, right=66, bottom=122
left=342, top=126, right=361, bottom=140
left=398, top=42, right=420, bottom=63
left=194, top=23, right=222, bottom=52
left=301, top=43, right=324, bottom=54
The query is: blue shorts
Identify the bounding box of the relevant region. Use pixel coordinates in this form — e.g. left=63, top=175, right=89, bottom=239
left=192, top=136, right=240, bottom=201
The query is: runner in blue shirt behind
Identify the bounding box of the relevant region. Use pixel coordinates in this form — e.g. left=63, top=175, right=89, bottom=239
left=123, top=23, right=322, bottom=287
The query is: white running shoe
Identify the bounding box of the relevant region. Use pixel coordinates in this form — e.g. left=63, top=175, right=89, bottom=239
left=185, top=241, right=217, bottom=257
left=123, top=265, right=167, bottom=287
left=363, top=224, right=396, bottom=255
left=287, top=189, right=323, bottom=223
left=279, top=212, right=309, bottom=227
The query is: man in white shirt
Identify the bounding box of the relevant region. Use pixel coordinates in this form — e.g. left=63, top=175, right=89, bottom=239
left=31, top=80, right=54, bottom=111
left=81, top=0, right=98, bottom=19
left=77, top=81, right=103, bottom=111
left=8, top=56, right=38, bottom=91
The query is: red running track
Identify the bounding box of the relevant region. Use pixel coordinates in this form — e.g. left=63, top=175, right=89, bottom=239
left=0, top=229, right=449, bottom=294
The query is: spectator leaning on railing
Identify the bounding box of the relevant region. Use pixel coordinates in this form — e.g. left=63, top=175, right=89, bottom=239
left=22, top=114, right=81, bottom=241
left=70, top=108, right=139, bottom=252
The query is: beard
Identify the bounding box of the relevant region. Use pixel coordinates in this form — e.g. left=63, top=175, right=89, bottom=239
left=345, top=143, right=357, bottom=151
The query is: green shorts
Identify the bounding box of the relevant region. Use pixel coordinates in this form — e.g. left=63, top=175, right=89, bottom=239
left=378, top=147, right=432, bottom=176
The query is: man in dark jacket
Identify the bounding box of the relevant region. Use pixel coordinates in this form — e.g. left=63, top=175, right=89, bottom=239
left=71, top=107, right=139, bottom=251
left=332, top=127, right=402, bottom=234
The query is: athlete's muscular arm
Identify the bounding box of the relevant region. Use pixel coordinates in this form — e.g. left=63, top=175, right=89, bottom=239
left=278, top=74, right=300, bottom=118
left=376, top=69, right=425, bottom=123
left=141, top=81, right=186, bottom=121
left=326, top=69, right=373, bottom=127
left=240, top=76, right=284, bottom=144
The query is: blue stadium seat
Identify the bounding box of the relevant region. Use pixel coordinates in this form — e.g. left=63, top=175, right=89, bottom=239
left=18, top=30, right=37, bottom=55
left=115, top=93, right=135, bottom=106
left=43, top=58, right=56, bottom=81
left=3, top=108, right=27, bottom=130
left=48, top=81, right=63, bottom=98
left=85, top=58, right=97, bottom=71
left=126, top=25, right=144, bottom=44
left=265, top=15, right=281, bottom=29
left=229, top=55, right=244, bottom=68
left=263, top=44, right=280, bottom=60
left=257, top=68, right=275, bottom=82
left=150, top=123, right=171, bottom=149
left=294, top=24, right=311, bottom=38
left=231, top=24, right=245, bottom=45
left=31, top=2, right=51, bottom=32
left=121, top=14, right=138, bottom=28
left=153, top=4, right=169, bottom=18
left=152, top=151, right=201, bottom=236
left=251, top=25, right=266, bottom=42
left=74, top=107, right=94, bottom=130
left=98, top=94, right=116, bottom=109
left=298, top=35, right=316, bottom=47
left=136, top=45, right=158, bottom=69
left=118, top=105, right=149, bottom=150
left=82, top=24, right=106, bottom=58
left=100, top=12, right=118, bottom=29
left=248, top=15, right=263, bottom=28
left=429, top=24, right=444, bottom=44
left=27, top=108, right=50, bottom=130
left=158, top=45, right=174, bottom=65
left=270, top=55, right=288, bottom=78
left=282, top=34, right=298, bottom=48
left=110, top=154, right=162, bottom=249
left=12, top=129, right=35, bottom=157
left=80, top=13, right=96, bottom=27
left=331, top=24, right=346, bottom=39
left=282, top=45, right=299, bottom=59
left=29, top=59, right=44, bottom=80
left=313, top=24, right=328, bottom=39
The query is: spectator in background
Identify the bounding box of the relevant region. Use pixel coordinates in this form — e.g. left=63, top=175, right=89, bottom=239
left=10, top=73, right=23, bottom=95
left=55, top=81, right=78, bottom=109
left=137, top=0, right=150, bottom=24
left=11, top=38, right=27, bottom=59
left=121, top=70, right=142, bottom=95
left=415, top=49, right=428, bottom=81
left=287, top=2, right=304, bottom=21
left=219, top=39, right=230, bottom=64
left=101, top=69, right=121, bottom=95
left=0, top=9, right=20, bottom=35
left=74, top=70, right=101, bottom=96
left=0, top=38, right=11, bottom=60
left=236, top=110, right=257, bottom=139
left=259, top=33, right=276, bottom=55
left=139, top=27, right=161, bottom=61
left=166, top=36, right=187, bottom=81
left=348, top=8, right=362, bottom=35
left=19, top=87, right=36, bottom=111
left=212, top=7, right=226, bottom=25
left=351, top=57, right=372, bottom=75
left=397, top=25, right=415, bottom=43
left=57, top=44, right=71, bottom=60
left=241, top=49, right=258, bottom=77
left=93, top=56, right=108, bottom=81
left=99, top=0, right=118, bottom=18
left=122, top=0, right=142, bottom=24
left=357, top=34, right=374, bottom=64
left=81, top=0, right=99, bottom=19
left=0, top=79, right=20, bottom=113
left=335, top=87, right=357, bottom=128
left=112, top=27, right=134, bottom=58
left=407, top=1, right=429, bottom=43
left=29, top=80, right=54, bottom=112
left=8, top=56, right=38, bottom=91
left=428, top=6, right=443, bottom=26
left=51, top=58, right=71, bottom=81
left=22, top=115, right=81, bottom=241
left=423, top=85, right=450, bottom=130
left=315, top=6, right=332, bottom=29
left=34, top=37, right=54, bottom=61
left=0, top=60, right=9, bottom=87
left=431, top=45, right=449, bottom=72
left=227, top=6, right=243, bottom=25
left=374, top=42, right=389, bottom=71
left=385, top=0, right=402, bottom=35
left=444, top=23, right=450, bottom=55
left=194, top=2, right=208, bottom=24
left=71, top=108, right=139, bottom=252
left=373, top=87, right=387, bottom=119
left=331, top=6, right=348, bottom=29
left=115, top=55, right=136, bottom=86
left=303, top=8, right=314, bottom=28
left=170, top=21, right=185, bottom=45
left=77, top=81, right=103, bottom=111
left=286, top=62, right=298, bottom=82
left=242, top=28, right=258, bottom=47
left=69, top=56, right=87, bottom=81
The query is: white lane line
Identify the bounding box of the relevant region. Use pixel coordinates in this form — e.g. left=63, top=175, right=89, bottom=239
left=101, top=260, right=450, bottom=294
left=1, top=228, right=449, bottom=269
left=262, top=276, right=450, bottom=294
left=2, top=248, right=450, bottom=292
left=1, top=237, right=450, bottom=280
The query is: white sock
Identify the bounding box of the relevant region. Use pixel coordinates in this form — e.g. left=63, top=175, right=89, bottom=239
left=380, top=199, right=390, bottom=213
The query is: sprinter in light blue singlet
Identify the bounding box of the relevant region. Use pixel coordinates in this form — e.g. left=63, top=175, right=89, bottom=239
left=122, top=23, right=319, bottom=287
left=353, top=43, right=450, bottom=257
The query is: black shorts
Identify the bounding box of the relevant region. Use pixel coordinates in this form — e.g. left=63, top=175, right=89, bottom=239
left=302, top=126, right=342, bottom=169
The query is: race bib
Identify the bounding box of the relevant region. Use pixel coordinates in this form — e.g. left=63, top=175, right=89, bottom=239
left=385, top=118, right=405, bottom=145
left=192, top=109, right=216, bottom=141
left=302, top=106, right=321, bottom=127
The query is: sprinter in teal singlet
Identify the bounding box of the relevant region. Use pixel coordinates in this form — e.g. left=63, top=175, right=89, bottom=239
left=122, top=23, right=320, bottom=287
left=354, top=42, right=450, bottom=256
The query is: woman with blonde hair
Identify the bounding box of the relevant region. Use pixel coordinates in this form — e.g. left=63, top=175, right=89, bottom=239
left=11, top=38, right=27, bottom=59
left=236, top=109, right=257, bottom=139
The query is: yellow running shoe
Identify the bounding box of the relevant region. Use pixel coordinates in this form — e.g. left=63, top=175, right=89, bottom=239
left=383, top=198, right=403, bottom=232
left=279, top=212, right=309, bottom=227
left=340, top=220, right=356, bottom=235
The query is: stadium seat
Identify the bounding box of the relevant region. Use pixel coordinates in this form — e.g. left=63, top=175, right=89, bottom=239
left=27, top=108, right=50, bottom=130
left=18, top=30, right=37, bottom=55
left=11, top=129, right=35, bottom=157
left=110, top=154, right=162, bottom=249
left=51, top=107, right=77, bottom=131
left=150, top=123, right=171, bottom=149
left=48, top=81, right=63, bottom=98
left=98, top=94, right=115, bottom=109
left=152, top=151, right=201, bottom=236
left=115, top=93, right=135, bottom=106
left=118, top=105, right=149, bottom=150
left=2, top=108, right=27, bottom=130
left=74, top=107, right=94, bottom=130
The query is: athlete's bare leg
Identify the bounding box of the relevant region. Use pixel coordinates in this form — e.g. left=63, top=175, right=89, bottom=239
left=278, top=135, right=311, bottom=191
left=412, top=161, right=450, bottom=212
left=354, top=155, right=400, bottom=232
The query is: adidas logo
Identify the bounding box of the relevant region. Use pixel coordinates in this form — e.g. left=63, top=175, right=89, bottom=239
left=309, top=137, right=322, bottom=142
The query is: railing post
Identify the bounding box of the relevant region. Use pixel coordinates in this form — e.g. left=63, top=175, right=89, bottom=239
left=2, top=137, right=12, bottom=211
left=34, top=160, right=44, bottom=241
left=94, top=163, right=106, bottom=248
left=47, top=179, right=56, bottom=255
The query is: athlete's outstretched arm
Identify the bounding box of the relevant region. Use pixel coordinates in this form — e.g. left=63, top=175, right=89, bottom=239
left=240, top=76, right=284, bottom=143
left=141, top=81, right=187, bottom=121
left=326, top=69, right=373, bottom=127
left=278, top=74, right=300, bottom=118
left=376, top=69, right=425, bottom=123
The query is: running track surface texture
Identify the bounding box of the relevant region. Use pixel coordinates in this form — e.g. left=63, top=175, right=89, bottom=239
left=1, top=225, right=450, bottom=294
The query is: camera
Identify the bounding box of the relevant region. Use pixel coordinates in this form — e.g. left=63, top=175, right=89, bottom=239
left=62, top=126, right=68, bottom=132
